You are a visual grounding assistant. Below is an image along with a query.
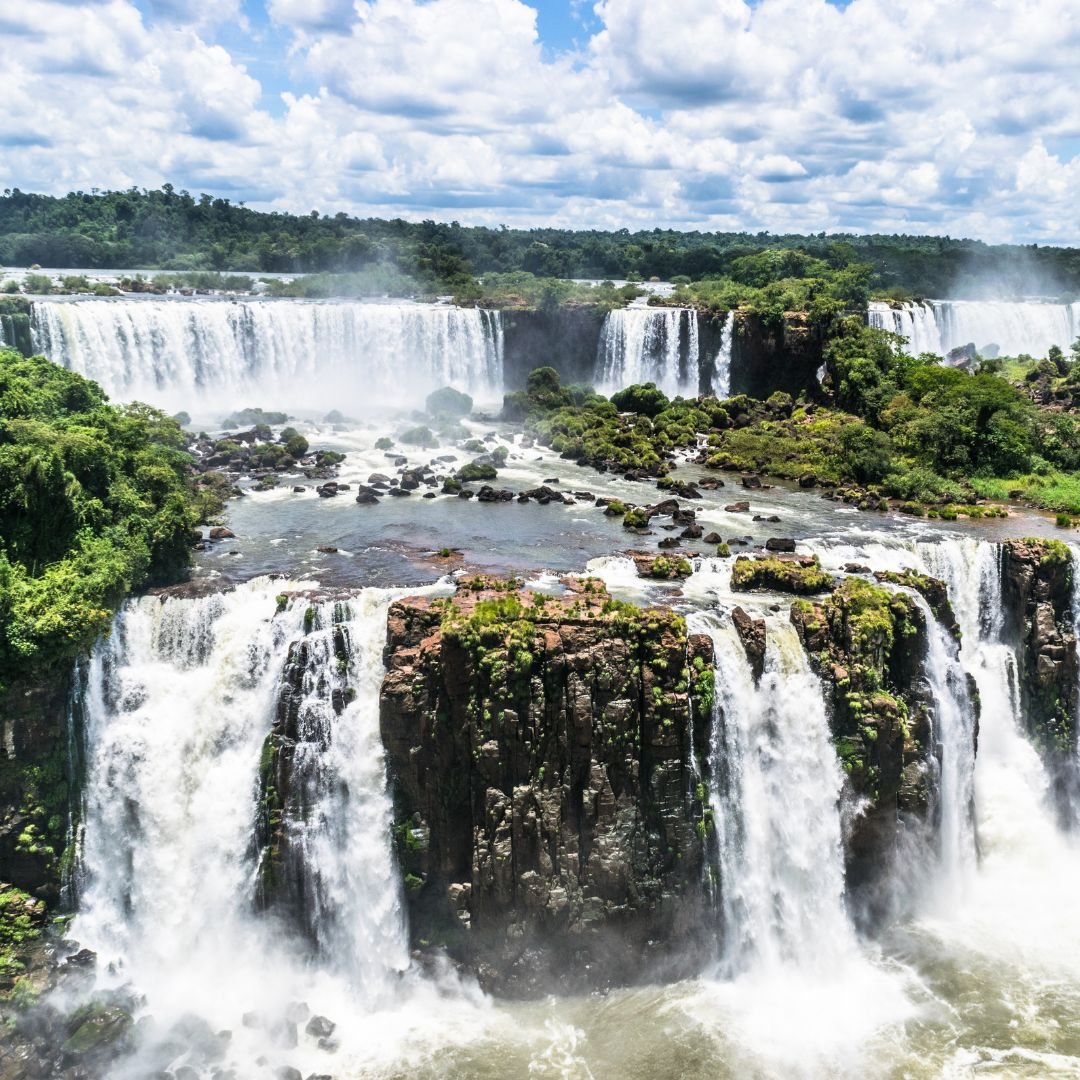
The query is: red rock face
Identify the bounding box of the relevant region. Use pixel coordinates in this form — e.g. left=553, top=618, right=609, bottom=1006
left=379, top=578, right=716, bottom=996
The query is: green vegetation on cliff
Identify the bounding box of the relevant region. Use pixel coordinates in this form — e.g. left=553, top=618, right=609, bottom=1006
left=0, top=351, right=201, bottom=685
left=505, top=316, right=1080, bottom=513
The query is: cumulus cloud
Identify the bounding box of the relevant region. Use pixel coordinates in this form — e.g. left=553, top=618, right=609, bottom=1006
left=0, top=0, right=1079, bottom=241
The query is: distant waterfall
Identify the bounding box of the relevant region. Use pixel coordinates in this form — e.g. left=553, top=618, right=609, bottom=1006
left=711, top=310, right=735, bottom=398
left=869, top=299, right=1080, bottom=359
left=594, top=307, right=700, bottom=397
left=30, top=298, right=504, bottom=409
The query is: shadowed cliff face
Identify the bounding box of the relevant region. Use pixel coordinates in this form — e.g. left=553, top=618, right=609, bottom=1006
left=378, top=577, right=716, bottom=997
left=1000, top=538, right=1079, bottom=818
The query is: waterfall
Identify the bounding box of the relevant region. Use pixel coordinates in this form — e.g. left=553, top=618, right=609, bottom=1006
left=711, top=310, right=735, bottom=398
left=693, top=614, right=855, bottom=972
left=869, top=298, right=1080, bottom=359
left=594, top=307, right=700, bottom=397
left=72, top=576, right=451, bottom=1073
left=905, top=590, right=978, bottom=893
left=29, top=298, right=504, bottom=409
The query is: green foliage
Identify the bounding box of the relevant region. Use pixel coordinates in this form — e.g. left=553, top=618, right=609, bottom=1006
left=731, top=556, right=834, bottom=595
left=502, top=366, right=574, bottom=421
left=0, top=351, right=198, bottom=683
left=222, top=407, right=288, bottom=428
left=283, top=433, right=309, bottom=458
left=610, top=382, right=670, bottom=417
left=457, top=461, right=498, bottom=482
left=425, top=386, right=474, bottom=418
left=400, top=425, right=437, bottom=447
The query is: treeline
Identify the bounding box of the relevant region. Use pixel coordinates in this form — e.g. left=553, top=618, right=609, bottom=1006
left=2, top=187, right=1080, bottom=299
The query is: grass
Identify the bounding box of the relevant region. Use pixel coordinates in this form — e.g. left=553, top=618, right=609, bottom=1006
left=971, top=471, right=1080, bottom=515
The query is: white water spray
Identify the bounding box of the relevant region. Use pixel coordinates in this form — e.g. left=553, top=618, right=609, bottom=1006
left=72, top=576, right=470, bottom=1076
left=30, top=298, right=504, bottom=409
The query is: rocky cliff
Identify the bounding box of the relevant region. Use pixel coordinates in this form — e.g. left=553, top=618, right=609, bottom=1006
left=1000, top=537, right=1078, bottom=817
left=790, top=574, right=962, bottom=916
left=379, top=577, right=715, bottom=996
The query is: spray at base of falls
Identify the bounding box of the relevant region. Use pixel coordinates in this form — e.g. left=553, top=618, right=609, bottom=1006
left=30, top=298, right=505, bottom=410
left=71, top=576, right=493, bottom=1078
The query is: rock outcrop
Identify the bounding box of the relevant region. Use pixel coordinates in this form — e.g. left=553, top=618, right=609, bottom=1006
left=1001, top=538, right=1079, bottom=815
left=379, top=577, right=715, bottom=996
left=791, top=577, right=953, bottom=915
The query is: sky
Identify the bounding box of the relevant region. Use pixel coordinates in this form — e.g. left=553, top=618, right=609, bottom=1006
left=1, top=0, right=1079, bottom=243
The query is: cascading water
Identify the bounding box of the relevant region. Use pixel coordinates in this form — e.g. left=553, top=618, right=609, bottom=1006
left=711, top=310, right=735, bottom=398
left=594, top=306, right=700, bottom=397
left=29, top=298, right=505, bottom=409
left=72, top=576, right=463, bottom=1077
left=684, top=612, right=913, bottom=1075
left=904, top=589, right=978, bottom=896
left=699, top=615, right=853, bottom=972
left=868, top=298, right=1080, bottom=359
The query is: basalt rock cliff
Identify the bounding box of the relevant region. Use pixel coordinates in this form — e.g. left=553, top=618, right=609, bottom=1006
left=378, top=577, right=716, bottom=996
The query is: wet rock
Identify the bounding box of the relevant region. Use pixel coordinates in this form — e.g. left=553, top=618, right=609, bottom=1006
left=798, top=473, right=817, bottom=488
left=305, top=1015, right=336, bottom=1039
left=399, top=472, right=421, bottom=491
left=753, top=515, right=781, bottom=523
left=62, top=1002, right=134, bottom=1062
left=316, top=546, right=338, bottom=554
left=657, top=537, right=681, bottom=549
left=368, top=473, right=391, bottom=483
left=292, top=486, right=306, bottom=493
left=209, top=527, right=236, bottom=540
left=275, top=1069, right=302, bottom=1080
left=702, top=532, right=723, bottom=544
left=724, top=501, right=750, bottom=513
left=680, top=524, right=704, bottom=539
left=356, top=492, right=379, bottom=505
left=740, top=476, right=762, bottom=489
left=731, top=606, right=766, bottom=682
left=389, top=487, right=412, bottom=497
left=765, top=538, right=796, bottom=553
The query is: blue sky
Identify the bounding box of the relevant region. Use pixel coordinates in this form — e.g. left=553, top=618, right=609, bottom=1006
left=2, top=0, right=1079, bottom=242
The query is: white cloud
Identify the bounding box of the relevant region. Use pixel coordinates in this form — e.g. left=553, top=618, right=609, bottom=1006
left=0, top=0, right=1079, bottom=241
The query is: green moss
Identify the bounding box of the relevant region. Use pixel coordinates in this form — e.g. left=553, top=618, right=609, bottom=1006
left=642, top=555, right=693, bottom=580
left=731, top=556, right=834, bottom=595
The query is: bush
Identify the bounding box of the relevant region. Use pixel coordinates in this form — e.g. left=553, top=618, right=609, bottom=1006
left=400, top=425, right=437, bottom=447
left=610, top=382, right=669, bottom=417
left=426, top=386, right=473, bottom=418
left=457, top=462, right=498, bottom=482
left=284, top=434, right=309, bottom=458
